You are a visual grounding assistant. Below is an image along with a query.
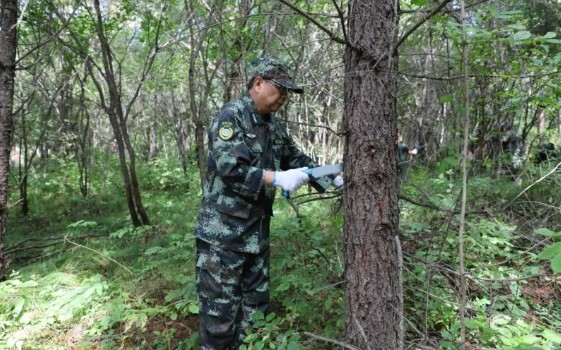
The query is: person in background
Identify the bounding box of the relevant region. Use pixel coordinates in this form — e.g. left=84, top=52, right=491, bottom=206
left=533, top=142, right=559, bottom=165
left=397, top=133, right=418, bottom=179
left=193, top=56, right=341, bottom=349
left=498, top=123, right=525, bottom=173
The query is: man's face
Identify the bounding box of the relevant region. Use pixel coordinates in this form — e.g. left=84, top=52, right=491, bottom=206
left=252, top=77, right=289, bottom=115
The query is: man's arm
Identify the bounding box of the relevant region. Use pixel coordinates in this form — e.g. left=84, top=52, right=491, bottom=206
left=208, top=108, right=265, bottom=201
left=278, top=125, right=335, bottom=193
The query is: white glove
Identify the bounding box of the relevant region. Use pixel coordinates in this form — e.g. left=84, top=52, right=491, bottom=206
left=274, top=167, right=309, bottom=193
left=333, top=175, right=344, bottom=188
left=410, top=148, right=418, bottom=155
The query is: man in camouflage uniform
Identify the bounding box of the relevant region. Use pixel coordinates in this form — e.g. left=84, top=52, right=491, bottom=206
left=194, top=56, right=341, bottom=349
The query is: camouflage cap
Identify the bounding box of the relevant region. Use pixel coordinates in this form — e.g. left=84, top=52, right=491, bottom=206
left=249, top=56, right=304, bottom=94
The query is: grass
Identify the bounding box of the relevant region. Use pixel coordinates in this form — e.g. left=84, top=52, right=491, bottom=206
left=2, top=158, right=561, bottom=349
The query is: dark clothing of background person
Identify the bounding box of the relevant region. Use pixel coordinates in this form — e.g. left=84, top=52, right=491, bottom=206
left=396, top=135, right=418, bottom=179
left=534, top=143, right=559, bottom=165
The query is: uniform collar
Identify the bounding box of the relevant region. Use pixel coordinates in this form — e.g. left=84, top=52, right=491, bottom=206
left=243, top=94, right=274, bottom=127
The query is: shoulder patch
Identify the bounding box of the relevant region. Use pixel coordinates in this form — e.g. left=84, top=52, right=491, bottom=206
left=218, top=121, right=234, bottom=141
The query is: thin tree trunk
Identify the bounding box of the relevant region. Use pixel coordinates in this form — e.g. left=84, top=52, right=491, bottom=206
left=343, top=1, right=402, bottom=348
left=19, top=115, right=29, bottom=216
left=0, top=0, right=18, bottom=281
left=171, top=92, right=189, bottom=174
left=186, top=0, right=219, bottom=188
left=558, top=110, right=561, bottom=146
left=458, top=0, right=469, bottom=344
left=149, top=122, right=158, bottom=160
left=537, top=108, right=545, bottom=144
left=91, top=0, right=151, bottom=226
left=76, top=80, right=92, bottom=197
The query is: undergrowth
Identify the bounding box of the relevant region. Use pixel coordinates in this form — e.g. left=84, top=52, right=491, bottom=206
left=1, top=156, right=561, bottom=349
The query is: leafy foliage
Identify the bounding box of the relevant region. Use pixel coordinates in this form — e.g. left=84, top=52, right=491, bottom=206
left=4, top=0, right=561, bottom=349
left=4, top=149, right=561, bottom=349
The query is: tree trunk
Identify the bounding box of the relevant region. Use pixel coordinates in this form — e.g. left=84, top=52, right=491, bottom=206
left=76, top=83, right=92, bottom=197
left=558, top=109, right=561, bottom=146
left=343, top=1, right=403, bottom=349
left=537, top=108, right=545, bottom=144
left=0, top=0, right=18, bottom=281
left=149, top=121, right=158, bottom=160
left=171, top=91, right=190, bottom=174
left=19, top=119, right=29, bottom=216
left=91, top=0, right=150, bottom=226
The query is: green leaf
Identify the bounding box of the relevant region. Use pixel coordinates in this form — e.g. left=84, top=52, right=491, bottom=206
left=188, top=304, right=199, bottom=314
left=513, top=31, right=532, bottom=41
left=13, top=298, right=26, bottom=320
left=551, top=253, right=561, bottom=273
left=491, top=314, right=511, bottom=326
left=67, top=220, right=98, bottom=228
left=464, top=319, right=480, bottom=330
left=287, top=341, right=300, bottom=350
left=412, top=0, right=428, bottom=5
left=19, top=280, right=39, bottom=288
left=542, top=329, right=561, bottom=343
left=519, top=334, right=540, bottom=344
left=439, top=95, right=453, bottom=104
left=538, top=242, right=561, bottom=260
left=534, top=228, right=561, bottom=237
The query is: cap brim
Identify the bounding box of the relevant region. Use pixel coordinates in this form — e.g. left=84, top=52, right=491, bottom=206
left=270, top=79, right=304, bottom=94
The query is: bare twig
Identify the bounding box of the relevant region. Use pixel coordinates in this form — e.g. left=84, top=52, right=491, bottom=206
left=331, top=0, right=348, bottom=43
left=278, top=0, right=347, bottom=45
left=502, top=161, right=561, bottom=210
left=303, top=332, right=360, bottom=350
left=353, top=315, right=372, bottom=350
left=7, top=198, right=23, bottom=209
left=6, top=233, right=108, bottom=255
left=65, top=238, right=133, bottom=274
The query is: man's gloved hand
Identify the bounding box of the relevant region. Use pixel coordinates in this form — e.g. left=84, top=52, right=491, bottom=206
left=274, top=167, right=310, bottom=193
left=333, top=175, right=344, bottom=188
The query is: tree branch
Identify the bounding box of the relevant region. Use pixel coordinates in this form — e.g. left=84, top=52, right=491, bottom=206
left=303, top=332, right=360, bottom=350
left=395, top=0, right=453, bottom=53
left=278, top=0, right=347, bottom=45
left=6, top=233, right=108, bottom=255
left=331, top=0, right=348, bottom=43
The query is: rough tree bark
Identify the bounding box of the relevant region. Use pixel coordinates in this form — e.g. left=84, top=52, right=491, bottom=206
left=0, top=0, right=18, bottom=281
left=343, top=0, right=403, bottom=349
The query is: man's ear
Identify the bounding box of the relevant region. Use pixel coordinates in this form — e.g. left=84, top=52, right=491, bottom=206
left=253, top=76, right=265, bottom=90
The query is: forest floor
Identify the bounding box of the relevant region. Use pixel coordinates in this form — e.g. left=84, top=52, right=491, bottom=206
left=2, top=160, right=561, bottom=349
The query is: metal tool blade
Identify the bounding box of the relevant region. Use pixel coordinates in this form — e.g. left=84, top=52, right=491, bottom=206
left=308, top=163, right=343, bottom=178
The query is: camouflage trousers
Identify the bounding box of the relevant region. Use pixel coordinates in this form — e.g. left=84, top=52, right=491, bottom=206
left=196, top=239, right=270, bottom=350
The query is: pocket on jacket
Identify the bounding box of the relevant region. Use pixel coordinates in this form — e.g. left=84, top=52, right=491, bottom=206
left=215, top=194, right=252, bottom=219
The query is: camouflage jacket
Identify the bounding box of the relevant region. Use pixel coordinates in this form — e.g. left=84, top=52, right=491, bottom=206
left=501, top=131, right=525, bottom=168
left=194, top=94, right=331, bottom=253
